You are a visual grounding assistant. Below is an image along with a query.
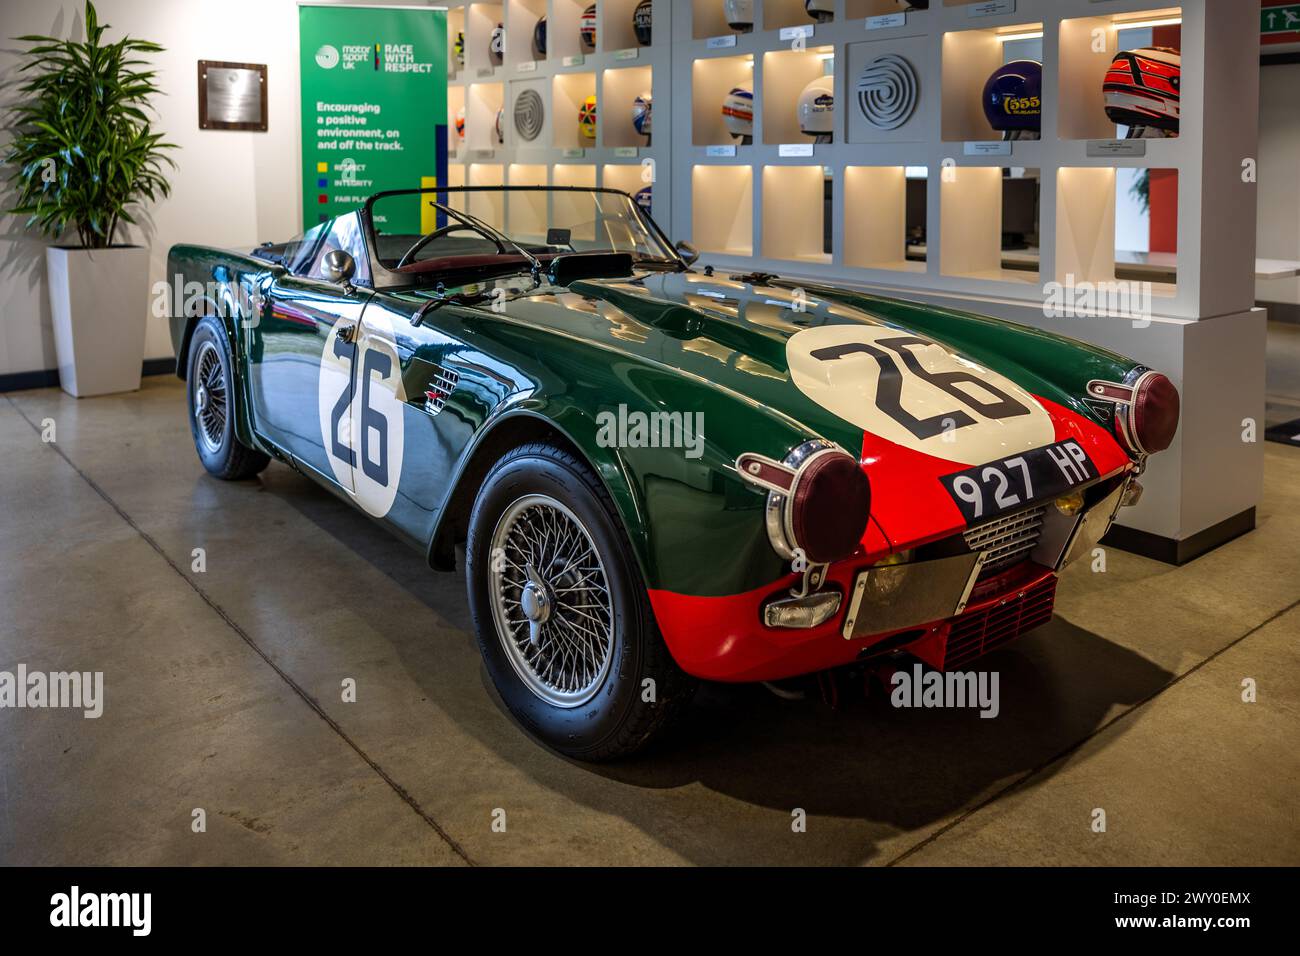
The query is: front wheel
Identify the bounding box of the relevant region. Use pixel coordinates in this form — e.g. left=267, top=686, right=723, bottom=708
left=186, top=315, right=269, bottom=481
left=466, top=442, right=694, bottom=760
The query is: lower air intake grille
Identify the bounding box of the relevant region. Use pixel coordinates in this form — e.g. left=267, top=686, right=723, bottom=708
left=963, top=505, right=1048, bottom=572
left=943, top=575, right=1057, bottom=669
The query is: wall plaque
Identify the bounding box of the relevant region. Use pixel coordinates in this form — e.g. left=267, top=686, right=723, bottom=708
left=198, top=61, right=268, bottom=131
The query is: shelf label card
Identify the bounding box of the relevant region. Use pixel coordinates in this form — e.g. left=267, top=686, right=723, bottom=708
left=964, top=140, right=1013, bottom=155
left=779, top=25, right=814, bottom=41
left=473, top=149, right=495, bottom=159
left=779, top=143, right=815, bottom=157
left=612, top=48, right=639, bottom=61
left=867, top=13, right=906, bottom=30
left=562, top=54, right=585, bottom=67
left=516, top=61, right=537, bottom=73
left=705, top=144, right=737, bottom=157
left=613, top=147, right=639, bottom=157
left=1087, top=139, right=1147, bottom=157
left=476, top=67, right=495, bottom=78
left=706, top=35, right=738, bottom=49
left=561, top=148, right=586, bottom=158
left=968, top=0, right=1016, bottom=17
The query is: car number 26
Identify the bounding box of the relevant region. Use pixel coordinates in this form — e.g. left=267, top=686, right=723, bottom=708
left=940, top=439, right=1098, bottom=522
left=317, top=317, right=406, bottom=518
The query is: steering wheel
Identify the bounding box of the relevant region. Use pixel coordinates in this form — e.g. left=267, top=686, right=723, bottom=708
left=396, top=221, right=507, bottom=269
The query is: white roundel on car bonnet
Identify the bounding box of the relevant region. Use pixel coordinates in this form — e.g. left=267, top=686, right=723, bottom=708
left=786, top=324, right=1056, bottom=465
left=318, top=311, right=406, bottom=518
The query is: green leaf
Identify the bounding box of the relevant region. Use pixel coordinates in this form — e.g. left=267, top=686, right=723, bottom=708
left=3, top=0, right=172, bottom=246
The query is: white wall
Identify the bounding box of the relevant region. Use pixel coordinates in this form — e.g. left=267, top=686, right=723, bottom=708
left=0, top=0, right=406, bottom=376
left=1255, top=61, right=1300, bottom=308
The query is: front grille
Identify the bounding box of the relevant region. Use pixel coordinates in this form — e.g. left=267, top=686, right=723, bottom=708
left=963, top=505, right=1047, bottom=572
left=943, top=575, right=1057, bottom=669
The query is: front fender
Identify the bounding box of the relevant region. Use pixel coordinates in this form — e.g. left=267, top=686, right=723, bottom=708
left=430, top=367, right=821, bottom=599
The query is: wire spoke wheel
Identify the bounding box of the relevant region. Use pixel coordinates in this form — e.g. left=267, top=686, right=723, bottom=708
left=488, top=493, right=615, bottom=708
left=192, top=340, right=228, bottom=454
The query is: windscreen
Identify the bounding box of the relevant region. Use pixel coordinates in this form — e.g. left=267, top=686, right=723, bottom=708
left=367, top=187, right=674, bottom=272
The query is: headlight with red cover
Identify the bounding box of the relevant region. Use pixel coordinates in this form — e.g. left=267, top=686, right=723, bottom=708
left=1088, top=369, right=1180, bottom=458
left=736, top=440, right=871, bottom=565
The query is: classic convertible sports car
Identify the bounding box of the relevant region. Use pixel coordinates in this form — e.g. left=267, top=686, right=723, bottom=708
left=169, top=186, right=1179, bottom=759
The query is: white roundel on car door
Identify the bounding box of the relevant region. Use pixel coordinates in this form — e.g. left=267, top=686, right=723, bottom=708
left=786, top=324, right=1056, bottom=465
left=317, top=312, right=406, bottom=517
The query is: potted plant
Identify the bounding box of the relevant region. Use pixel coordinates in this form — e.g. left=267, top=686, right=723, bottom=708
left=4, top=1, right=174, bottom=397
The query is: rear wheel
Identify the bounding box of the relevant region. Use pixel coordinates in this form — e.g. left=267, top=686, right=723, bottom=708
left=186, top=316, right=269, bottom=481
left=466, top=442, right=694, bottom=760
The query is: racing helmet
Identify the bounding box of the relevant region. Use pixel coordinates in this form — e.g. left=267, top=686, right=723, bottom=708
left=797, top=76, right=834, bottom=137
left=634, top=0, right=653, bottom=46
left=578, top=94, right=597, bottom=141
left=580, top=4, right=597, bottom=50
left=722, top=87, right=753, bottom=139
left=489, top=23, right=504, bottom=63
left=724, top=0, right=754, bottom=32
left=1103, top=46, right=1180, bottom=135
left=533, top=16, right=547, bottom=57
left=634, top=185, right=652, bottom=216
left=454, top=106, right=465, bottom=141
left=893, top=0, right=928, bottom=8
left=805, top=0, right=834, bottom=22
left=495, top=108, right=504, bottom=144
left=982, top=59, right=1042, bottom=139
left=453, top=31, right=464, bottom=67
left=632, top=92, right=652, bottom=137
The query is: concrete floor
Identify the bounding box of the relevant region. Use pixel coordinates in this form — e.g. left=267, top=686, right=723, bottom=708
left=1, top=377, right=1297, bottom=866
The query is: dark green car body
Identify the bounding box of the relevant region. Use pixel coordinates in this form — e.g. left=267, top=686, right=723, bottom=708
left=168, top=190, right=1161, bottom=684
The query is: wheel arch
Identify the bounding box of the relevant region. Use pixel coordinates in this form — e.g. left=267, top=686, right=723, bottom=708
left=180, top=304, right=260, bottom=450
left=426, top=406, right=651, bottom=581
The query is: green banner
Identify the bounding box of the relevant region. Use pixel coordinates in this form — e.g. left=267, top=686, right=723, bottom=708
left=299, top=4, right=447, bottom=233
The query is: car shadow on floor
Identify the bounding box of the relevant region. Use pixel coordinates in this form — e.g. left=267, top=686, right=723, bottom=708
left=266, top=466, right=1174, bottom=865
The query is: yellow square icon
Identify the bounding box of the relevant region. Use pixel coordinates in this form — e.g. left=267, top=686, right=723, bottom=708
left=316, top=161, right=328, bottom=173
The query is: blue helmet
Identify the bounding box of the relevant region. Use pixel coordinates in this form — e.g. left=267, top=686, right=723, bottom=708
left=634, top=185, right=652, bottom=216
left=982, top=60, right=1042, bottom=136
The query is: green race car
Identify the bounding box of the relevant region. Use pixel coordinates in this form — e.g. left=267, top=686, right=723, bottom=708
left=168, top=186, right=1179, bottom=759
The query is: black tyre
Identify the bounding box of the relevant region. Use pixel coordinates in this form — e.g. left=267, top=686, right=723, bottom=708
left=185, top=316, right=270, bottom=481
left=466, top=442, right=695, bottom=760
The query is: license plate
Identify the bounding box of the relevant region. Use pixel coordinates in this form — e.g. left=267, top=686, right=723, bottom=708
left=939, top=439, right=1098, bottom=523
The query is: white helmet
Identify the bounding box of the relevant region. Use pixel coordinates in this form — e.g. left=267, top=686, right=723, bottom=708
left=722, top=87, right=753, bottom=139
left=805, top=0, right=834, bottom=22
left=724, top=0, right=754, bottom=31
left=490, top=23, right=504, bottom=62
left=797, top=76, right=834, bottom=136
left=632, top=92, right=652, bottom=137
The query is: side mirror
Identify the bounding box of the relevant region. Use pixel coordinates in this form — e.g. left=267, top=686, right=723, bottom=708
left=674, top=240, right=700, bottom=266
left=322, top=249, right=356, bottom=287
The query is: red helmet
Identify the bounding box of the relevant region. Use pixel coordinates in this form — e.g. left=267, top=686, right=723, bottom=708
left=1103, top=46, right=1180, bottom=135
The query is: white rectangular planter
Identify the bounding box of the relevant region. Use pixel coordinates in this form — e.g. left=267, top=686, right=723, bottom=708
left=46, top=245, right=150, bottom=397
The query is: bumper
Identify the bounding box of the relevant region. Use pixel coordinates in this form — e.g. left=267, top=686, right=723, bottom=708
left=648, top=560, right=1058, bottom=683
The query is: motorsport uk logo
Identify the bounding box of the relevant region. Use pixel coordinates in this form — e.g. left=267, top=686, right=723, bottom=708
left=317, top=40, right=433, bottom=73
